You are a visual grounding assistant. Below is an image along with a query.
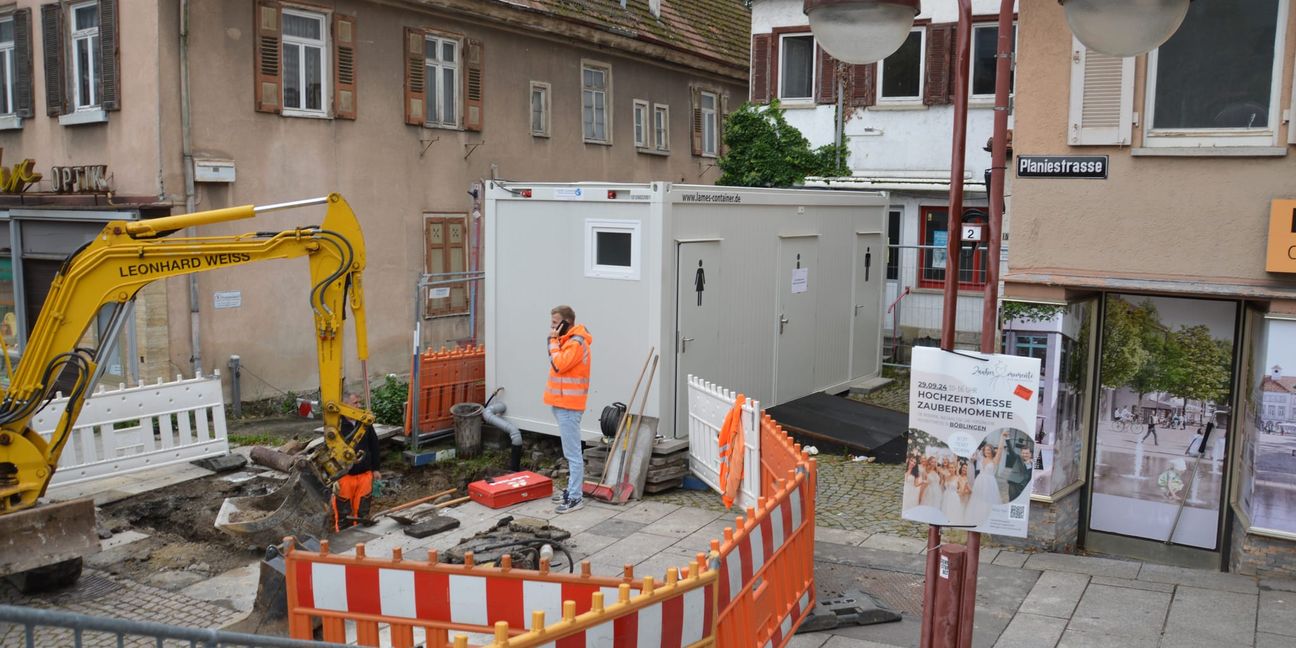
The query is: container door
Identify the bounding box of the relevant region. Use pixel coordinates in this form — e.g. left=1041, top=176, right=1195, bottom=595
left=675, top=241, right=723, bottom=434
left=851, top=233, right=885, bottom=379
left=775, top=236, right=819, bottom=403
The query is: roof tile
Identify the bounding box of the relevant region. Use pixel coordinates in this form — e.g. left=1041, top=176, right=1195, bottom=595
left=493, top=0, right=752, bottom=68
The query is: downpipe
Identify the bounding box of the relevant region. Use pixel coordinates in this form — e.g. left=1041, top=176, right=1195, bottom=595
left=481, top=400, right=524, bottom=472
left=180, top=0, right=201, bottom=375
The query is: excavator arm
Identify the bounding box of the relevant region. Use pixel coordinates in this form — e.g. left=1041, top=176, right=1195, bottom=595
left=0, top=193, right=371, bottom=516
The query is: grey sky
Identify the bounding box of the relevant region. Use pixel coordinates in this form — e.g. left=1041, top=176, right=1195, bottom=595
left=1265, top=319, right=1296, bottom=375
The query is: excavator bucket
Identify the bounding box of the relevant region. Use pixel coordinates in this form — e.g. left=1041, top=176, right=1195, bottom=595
left=214, top=466, right=333, bottom=548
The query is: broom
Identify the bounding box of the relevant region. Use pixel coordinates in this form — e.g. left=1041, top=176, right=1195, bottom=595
left=583, top=348, right=654, bottom=500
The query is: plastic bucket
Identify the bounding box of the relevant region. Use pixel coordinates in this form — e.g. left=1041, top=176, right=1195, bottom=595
left=451, top=402, right=484, bottom=458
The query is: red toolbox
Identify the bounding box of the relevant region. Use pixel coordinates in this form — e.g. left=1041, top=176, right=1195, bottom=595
left=467, top=471, right=554, bottom=509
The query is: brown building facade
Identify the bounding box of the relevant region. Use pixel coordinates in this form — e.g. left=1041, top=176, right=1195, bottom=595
left=0, top=1, right=748, bottom=398
left=1006, top=1, right=1296, bottom=575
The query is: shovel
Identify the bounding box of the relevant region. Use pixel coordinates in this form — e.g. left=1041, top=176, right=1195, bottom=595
left=584, top=348, right=654, bottom=501
left=611, top=354, right=658, bottom=503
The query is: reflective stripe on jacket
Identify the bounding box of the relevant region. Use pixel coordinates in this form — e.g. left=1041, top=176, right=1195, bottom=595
left=718, top=394, right=746, bottom=510
left=544, top=324, right=593, bottom=411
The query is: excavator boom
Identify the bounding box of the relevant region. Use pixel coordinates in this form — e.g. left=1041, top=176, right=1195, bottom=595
left=0, top=194, right=371, bottom=582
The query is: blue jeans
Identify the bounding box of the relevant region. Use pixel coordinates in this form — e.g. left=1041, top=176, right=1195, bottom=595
left=553, top=406, right=584, bottom=500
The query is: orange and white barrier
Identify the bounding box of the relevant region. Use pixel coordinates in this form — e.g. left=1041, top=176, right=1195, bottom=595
left=710, top=413, right=817, bottom=648
left=501, top=571, right=717, bottom=648
left=286, top=544, right=643, bottom=646
left=287, top=382, right=817, bottom=648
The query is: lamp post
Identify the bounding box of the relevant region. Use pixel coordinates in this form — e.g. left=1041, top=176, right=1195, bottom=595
left=804, top=0, right=1192, bottom=646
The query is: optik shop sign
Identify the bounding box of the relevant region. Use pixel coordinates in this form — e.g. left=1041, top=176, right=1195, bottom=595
left=0, top=149, right=111, bottom=194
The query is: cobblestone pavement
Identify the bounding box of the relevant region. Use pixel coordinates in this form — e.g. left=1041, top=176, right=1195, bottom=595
left=0, top=570, right=241, bottom=647
left=646, top=455, right=927, bottom=539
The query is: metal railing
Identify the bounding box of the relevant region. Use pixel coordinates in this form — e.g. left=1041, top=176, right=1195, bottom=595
left=882, top=243, right=1008, bottom=367
left=0, top=604, right=346, bottom=648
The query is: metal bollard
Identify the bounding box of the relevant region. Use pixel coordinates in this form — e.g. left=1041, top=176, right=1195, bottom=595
left=228, top=355, right=242, bottom=418
left=931, top=544, right=968, bottom=647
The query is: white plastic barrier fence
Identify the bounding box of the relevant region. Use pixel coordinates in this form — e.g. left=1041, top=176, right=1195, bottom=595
left=31, top=371, right=230, bottom=486
left=686, top=374, right=760, bottom=510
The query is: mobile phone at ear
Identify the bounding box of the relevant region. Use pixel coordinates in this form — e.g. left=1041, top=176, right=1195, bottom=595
left=556, top=320, right=571, bottom=337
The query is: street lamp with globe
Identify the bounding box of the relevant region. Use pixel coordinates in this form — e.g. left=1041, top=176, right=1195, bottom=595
left=802, top=1, right=1193, bottom=647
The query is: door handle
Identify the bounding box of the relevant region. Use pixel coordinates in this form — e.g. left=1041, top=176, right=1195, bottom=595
left=855, top=305, right=865, bottom=316
left=680, top=336, right=695, bottom=353
left=779, top=314, right=789, bottom=334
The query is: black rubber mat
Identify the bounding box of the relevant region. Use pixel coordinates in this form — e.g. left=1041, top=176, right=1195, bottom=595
left=767, top=392, right=908, bottom=464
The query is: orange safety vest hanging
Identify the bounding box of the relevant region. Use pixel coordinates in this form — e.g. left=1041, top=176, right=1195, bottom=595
left=717, top=394, right=746, bottom=510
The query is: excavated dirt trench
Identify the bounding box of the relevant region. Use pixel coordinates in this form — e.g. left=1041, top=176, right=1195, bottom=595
left=94, top=416, right=568, bottom=585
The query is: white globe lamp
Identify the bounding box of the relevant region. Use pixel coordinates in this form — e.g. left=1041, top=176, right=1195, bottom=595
left=803, top=0, right=922, bottom=65
left=1059, top=0, right=1192, bottom=57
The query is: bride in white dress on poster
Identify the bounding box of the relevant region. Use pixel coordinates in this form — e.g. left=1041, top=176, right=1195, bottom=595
left=943, top=462, right=972, bottom=524
left=919, top=457, right=943, bottom=510
left=943, top=461, right=964, bottom=526
left=903, top=456, right=920, bottom=512
left=968, top=431, right=1008, bottom=523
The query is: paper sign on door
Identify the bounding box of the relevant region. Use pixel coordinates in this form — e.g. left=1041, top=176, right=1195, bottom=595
left=791, top=268, right=809, bottom=294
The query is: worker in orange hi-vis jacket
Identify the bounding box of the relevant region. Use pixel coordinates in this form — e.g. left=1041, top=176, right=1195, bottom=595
left=333, top=391, right=381, bottom=531
left=545, top=305, right=593, bottom=514
left=718, top=394, right=747, bottom=510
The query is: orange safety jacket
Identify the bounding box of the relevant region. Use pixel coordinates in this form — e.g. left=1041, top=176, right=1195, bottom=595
left=544, top=324, right=593, bottom=411
left=718, top=394, right=746, bottom=510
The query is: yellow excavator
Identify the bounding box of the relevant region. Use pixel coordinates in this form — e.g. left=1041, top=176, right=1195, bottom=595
left=0, top=194, right=372, bottom=591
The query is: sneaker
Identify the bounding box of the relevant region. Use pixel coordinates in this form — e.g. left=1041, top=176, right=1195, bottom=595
left=555, top=497, right=584, bottom=514
left=552, top=490, right=566, bottom=503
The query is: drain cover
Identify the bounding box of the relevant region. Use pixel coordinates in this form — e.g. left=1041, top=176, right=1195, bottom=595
left=50, top=574, right=124, bottom=603
left=814, top=563, right=925, bottom=616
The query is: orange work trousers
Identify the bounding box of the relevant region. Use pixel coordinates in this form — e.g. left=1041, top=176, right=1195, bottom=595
left=332, top=471, right=374, bottom=531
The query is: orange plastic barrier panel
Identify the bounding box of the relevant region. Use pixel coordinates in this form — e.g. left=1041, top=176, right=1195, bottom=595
left=713, top=414, right=818, bottom=648
left=405, top=345, right=486, bottom=435
left=758, top=412, right=803, bottom=505
left=286, top=541, right=642, bottom=647
left=475, top=569, right=718, bottom=648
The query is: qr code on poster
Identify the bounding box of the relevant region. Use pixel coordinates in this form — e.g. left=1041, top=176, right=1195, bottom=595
left=1010, top=505, right=1026, bottom=520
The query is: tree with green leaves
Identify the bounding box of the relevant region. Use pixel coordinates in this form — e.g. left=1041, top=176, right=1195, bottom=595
left=1101, top=297, right=1149, bottom=390
left=1126, top=300, right=1175, bottom=407
left=717, top=99, right=850, bottom=187
left=1166, top=324, right=1233, bottom=420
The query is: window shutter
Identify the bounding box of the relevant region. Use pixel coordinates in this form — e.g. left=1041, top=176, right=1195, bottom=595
left=253, top=0, right=281, bottom=114
left=97, top=0, right=120, bottom=111
left=424, top=216, right=469, bottom=317
left=463, top=38, right=483, bottom=132
left=13, top=8, right=33, bottom=118
left=1067, top=38, right=1134, bottom=146
left=751, top=33, right=771, bottom=103
left=719, top=93, right=730, bottom=155
left=924, top=23, right=954, bottom=106
left=331, top=14, right=357, bottom=120
left=816, top=46, right=837, bottom=104
left=40, top=3, right=64, bottom=117
left=426, top=218, right=448, bottom=317
left=690, top=85, right=702, bottom=155
left=403, top=27, right=426, bottom=125
left=848, top=63, right=876, bottom=107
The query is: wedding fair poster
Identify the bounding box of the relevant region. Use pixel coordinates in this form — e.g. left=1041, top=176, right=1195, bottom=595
left=902, top=347, right=1042, bottom=538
